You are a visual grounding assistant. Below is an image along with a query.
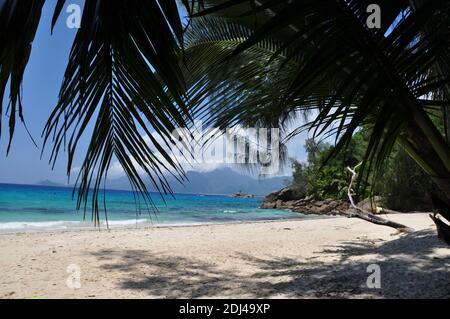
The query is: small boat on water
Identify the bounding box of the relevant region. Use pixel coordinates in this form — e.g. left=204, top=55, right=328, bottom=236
left=231, top=191, right=254, bottom=199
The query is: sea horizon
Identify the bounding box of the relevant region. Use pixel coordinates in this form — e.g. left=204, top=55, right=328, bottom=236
left=1, top=181, right=267, bottom=198
left=0, top=183, right=308, bottom=233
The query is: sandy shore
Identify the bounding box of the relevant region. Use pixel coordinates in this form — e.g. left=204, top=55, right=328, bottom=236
left=0, top=213, right=449, bottom=299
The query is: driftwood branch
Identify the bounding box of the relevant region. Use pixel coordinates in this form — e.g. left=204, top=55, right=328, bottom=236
left=340, top=163, right=414, bottom=234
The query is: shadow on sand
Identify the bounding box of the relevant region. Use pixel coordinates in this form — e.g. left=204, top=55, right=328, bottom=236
left=90, top=229, right=450, bottom=298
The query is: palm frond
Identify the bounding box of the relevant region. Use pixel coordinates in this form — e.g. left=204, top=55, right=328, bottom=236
left=41, top=0, right=192, bottom=224
left=189, top=0, right=450, bottom=194
left=0, top=0, right=45, bottom=152
left=184, top=15, right=306, bottom=130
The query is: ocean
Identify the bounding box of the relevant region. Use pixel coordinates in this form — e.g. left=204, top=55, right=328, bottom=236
left=0, top=183, right=311, bottom=232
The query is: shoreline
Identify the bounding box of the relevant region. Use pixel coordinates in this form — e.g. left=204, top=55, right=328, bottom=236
left=1, top=213, right=449, bottom=298
left=0, top=214, right=330, bottom=235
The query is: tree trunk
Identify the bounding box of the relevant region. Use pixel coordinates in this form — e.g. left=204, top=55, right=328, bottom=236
left=343, top=208, right=414, bottom=233
left=430, top=177, right=450, bottom=199
left=400, top=121, right=450, bottom=201
left=406, top=0, right=450, bottom=199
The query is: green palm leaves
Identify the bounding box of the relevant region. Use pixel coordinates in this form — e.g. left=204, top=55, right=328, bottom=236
left=1, top=0, right=193, bottom=223
left=187, top=0, right=450, bottom=195
left=44, top=0, right=194, bottom=223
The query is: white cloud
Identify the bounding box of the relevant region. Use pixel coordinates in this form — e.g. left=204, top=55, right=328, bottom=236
left=106, top=117, right=318, bottom=180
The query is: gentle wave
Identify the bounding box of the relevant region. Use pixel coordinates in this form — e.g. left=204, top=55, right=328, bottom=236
left=0, top=219, right=150, bottom=231
left=0, top=221, right=79, bottom=231
left=105, top=219, right=149, bottom=226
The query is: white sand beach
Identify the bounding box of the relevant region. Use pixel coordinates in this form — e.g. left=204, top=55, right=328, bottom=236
left=0, top=213, right=449, bottom=299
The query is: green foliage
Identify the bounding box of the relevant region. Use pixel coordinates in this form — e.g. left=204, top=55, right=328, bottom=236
left=188, top=1, right=450, bottom=201
left=290, top=160, right=308, bottom=199
left=379, top=148, right=439, bottom=211
left=291, top=130, right=436, bottom=210
left=291, top=134, right=366, bottom=200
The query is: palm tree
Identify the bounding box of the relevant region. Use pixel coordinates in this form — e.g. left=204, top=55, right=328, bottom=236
left=184, top=0, right=450, bottom=203
left=2, top=0, right=450, bottom=224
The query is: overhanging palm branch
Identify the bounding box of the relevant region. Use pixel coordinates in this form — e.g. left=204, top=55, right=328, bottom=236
left=189, top=0, right=450, bottom=197
left=0, top=0, right=44, bottom=152
left=184, top=16, right=305, bottom=130
left=1, top=0, right=194, bottom=224
left=183, top=15, right=301, bottom=174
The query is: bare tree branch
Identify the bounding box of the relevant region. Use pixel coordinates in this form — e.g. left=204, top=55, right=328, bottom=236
left=339, top=163, right=415, bottom=234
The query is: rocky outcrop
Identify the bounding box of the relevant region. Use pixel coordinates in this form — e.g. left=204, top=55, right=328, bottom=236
left=261, top=187, right=420, bottom=236
left=260, top=187, right=349, bottom=216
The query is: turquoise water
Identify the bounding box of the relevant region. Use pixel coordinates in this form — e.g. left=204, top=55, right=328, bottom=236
left=0, top=183, right=306, bottom=232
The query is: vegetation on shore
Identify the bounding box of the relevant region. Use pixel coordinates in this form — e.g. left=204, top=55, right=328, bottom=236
left=289, top=129, right=439, bottom=212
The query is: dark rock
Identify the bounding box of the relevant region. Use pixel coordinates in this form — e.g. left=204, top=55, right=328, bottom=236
left=263, top=187, right=300, bottom=202
left=328, top=201, right=338, bottom=208
left=263, top=191, right=281, bottom=203
left=260, top=187, right=350, bottom=216
left=284, top=200, right=297, bottom=208
left=293, top=200, right=305, bottom=206
left=277, top=187, right=296, bottom=201
left=275, top=199, right=283, bottom=208
left=260, top=201, right=276, bottom=209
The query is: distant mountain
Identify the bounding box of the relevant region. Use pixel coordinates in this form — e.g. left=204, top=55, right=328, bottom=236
left=106, top=167, right=290, bottom=196
left=35, top=179, right=64, bottom=187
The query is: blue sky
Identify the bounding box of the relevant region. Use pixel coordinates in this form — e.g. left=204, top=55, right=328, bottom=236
left=0, top=1, right=307, bottom=185
left=0, top=0, right=85, bottom=184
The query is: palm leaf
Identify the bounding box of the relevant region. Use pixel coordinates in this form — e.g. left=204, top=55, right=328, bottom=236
left=188, top=0, right=450, bottom=195
left=0, top=0, right=45, bottom=152
left=40, top=0, right=192, bottom=224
